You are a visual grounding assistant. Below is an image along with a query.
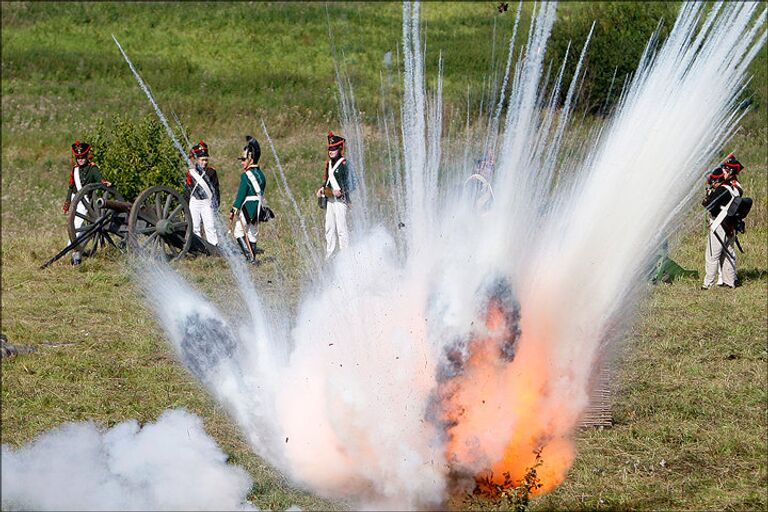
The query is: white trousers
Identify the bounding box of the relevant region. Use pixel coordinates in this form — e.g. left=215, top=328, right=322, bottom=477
left=70, top=200, right=87, bottom=261
left=324, top=198, right=349, bottom=259
left=189, top=197, right=218, bottom=245
left=233, top=211, right=258, bottom=244
left=703, top=224, right=736, bottom=288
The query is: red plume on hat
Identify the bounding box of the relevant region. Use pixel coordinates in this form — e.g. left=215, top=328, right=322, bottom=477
left=327, top=131, right=345, bottom=151
left=191, top=139, right=209, bottom=157
left=721, top=153, right=743, bottom=174
left=71, top=139, right=91, bottom=158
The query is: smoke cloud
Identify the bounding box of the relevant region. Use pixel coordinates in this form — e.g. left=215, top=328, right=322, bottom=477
left=1, top=409, right=256, bottom=511
left=120, top=1, right=765, bottom=510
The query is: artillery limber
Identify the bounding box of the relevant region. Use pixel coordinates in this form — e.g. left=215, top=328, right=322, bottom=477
left=42, top=183, right=219, bottom=268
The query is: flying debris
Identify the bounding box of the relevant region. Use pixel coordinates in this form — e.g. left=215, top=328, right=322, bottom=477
left=497, top=2, right=509, bottom=14
left=177, top=313, right=238, bottom=381
left=437, top=277, right=521, bottom=383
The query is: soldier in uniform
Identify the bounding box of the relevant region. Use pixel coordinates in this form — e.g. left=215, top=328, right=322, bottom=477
left=315, top=132, right=351, bottom=259
left=63, top=140, right=111, bottom=265
left=464, top=156, right=495, bottom=212
left=184, top=140, right=220, bottom=246
left=229, top=135, right=267, bottom=263
left=701, top=153, right=746, bottom=289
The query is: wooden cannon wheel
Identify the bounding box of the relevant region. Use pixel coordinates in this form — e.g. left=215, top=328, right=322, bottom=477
left=67, top=183, right=126, bottom=257
left=127, top=186, right=192, bottom=261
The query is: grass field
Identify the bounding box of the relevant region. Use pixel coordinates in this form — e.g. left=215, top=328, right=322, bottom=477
left=2, top=2, right=766, bottom=511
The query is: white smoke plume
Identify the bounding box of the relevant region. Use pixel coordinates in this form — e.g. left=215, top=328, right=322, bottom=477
left=126, top=1, right=765, bottom=510
left=1, top=409, right=256, bottom=511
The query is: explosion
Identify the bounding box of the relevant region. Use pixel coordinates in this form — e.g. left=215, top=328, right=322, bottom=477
left=129, top=1, right=765, bottom=510
left=434, top=279, right=578, bottom=498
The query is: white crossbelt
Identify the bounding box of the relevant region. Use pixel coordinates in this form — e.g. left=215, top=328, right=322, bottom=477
left=189, top=167, right=213, bottom=200
left=74, top=166, right=83, bottom=191
left=244, top=169, right=262, bottom=202
left=709, top=184, right=738, bottom=233
left=243, top=169, right=263, bottom=222
left=326, top=158, right=345, bottom=191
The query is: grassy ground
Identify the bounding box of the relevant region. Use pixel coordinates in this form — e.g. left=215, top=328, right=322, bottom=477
left=2, top=2, right=766, bottom=511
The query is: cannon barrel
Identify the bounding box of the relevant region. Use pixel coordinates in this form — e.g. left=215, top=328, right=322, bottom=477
left=95, top=197, right=132, bottom=213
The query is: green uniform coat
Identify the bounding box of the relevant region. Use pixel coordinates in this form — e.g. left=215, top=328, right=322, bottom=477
left=233, top=166, right=267, bottom=223
left=65, top=163, right=104, bottom=201
left=323, top=157, right=351, bottom=203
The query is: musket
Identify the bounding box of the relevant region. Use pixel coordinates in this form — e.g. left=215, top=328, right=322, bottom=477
left=236, top=213, right=255, bottom=259
left=709, top=226, right=737, bottom=264
left=227, top=207, right=240, bottom=234
left=228, top=207, right=254, bottom=260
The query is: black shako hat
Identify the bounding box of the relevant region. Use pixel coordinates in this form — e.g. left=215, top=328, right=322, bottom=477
left=721, top=153, right=743, bottom=175
left=240, top=135, right=261, bottom=164
left=707, top=167, right=726, bottom=185
left=191, top=140, right=209, bottom=158
left=327, top=131, right=345, bottom=151
left=71, top=140, right=91, bottom=158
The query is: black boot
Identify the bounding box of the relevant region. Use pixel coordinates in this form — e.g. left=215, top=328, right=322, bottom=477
left=236, top=237, right=254, bottom=263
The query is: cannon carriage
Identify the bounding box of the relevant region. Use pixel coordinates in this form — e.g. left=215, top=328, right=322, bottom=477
left=42, top=183, right=219, bottom=268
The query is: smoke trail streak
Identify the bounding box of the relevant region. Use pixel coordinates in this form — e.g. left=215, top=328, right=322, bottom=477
left=261, top=120, right=322, bottom=275
left=543, top=21, right=595, bottom=183
left=171, top=109, right=192, bottom=150
left=112, top=35, right=192, bottom=172
left=530, top=44, right=568, bottom=171
left=326, top=10, right=371, bottom=232
left=486, top=0, right=524, bottom=159
left=600, top=65, right=619, bottom=116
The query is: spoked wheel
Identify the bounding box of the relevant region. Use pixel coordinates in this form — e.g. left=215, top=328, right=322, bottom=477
left=127, top=186, right=192, bottom=261
left=67, top=183, right=125, bottom=257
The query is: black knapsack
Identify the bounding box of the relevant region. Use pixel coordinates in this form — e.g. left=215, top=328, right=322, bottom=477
left=727, top=196, right=752, bottom=233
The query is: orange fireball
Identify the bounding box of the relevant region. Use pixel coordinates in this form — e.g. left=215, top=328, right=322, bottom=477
left=439, top=292, right=578, bottom=497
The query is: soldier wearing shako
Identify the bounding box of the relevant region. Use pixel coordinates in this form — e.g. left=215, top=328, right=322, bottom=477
left=701, top=153, right=751, bottom=289
left=184, top=140, right=221, bottom=246
left=315, top=131, right=351, bottom=259
left=230, top=136, right=267, bottom=263
left=63, top=140, right=111, bottom=265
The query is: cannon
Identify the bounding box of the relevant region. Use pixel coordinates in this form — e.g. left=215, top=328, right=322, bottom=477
left=41, top=183, right=219, bottom=268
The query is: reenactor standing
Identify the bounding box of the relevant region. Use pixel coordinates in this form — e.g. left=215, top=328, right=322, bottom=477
left=230, top=136, right=266, bottom=263
left=464, top=156, right=495, bottom=212
left=315, top=132, right=351, bottom=259
left=701, top=153, right=751, bottom=289
left=184, top=140, right=220, bottom=246
left=63, top=140, right=111, bottom=265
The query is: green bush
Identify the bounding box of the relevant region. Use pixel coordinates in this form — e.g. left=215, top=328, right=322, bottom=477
left=546, top=2, right=765, bottom=119
left=546, top=2, right=678, bottom=115
left=85, top=114, right=186, bottom=202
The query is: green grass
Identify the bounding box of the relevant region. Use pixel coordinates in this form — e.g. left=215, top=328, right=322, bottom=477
left=533, top=278, right=767, bottom=511
left=1, top=237, right=338, bottom=510
left=2, top=2, right=767, bottom=511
